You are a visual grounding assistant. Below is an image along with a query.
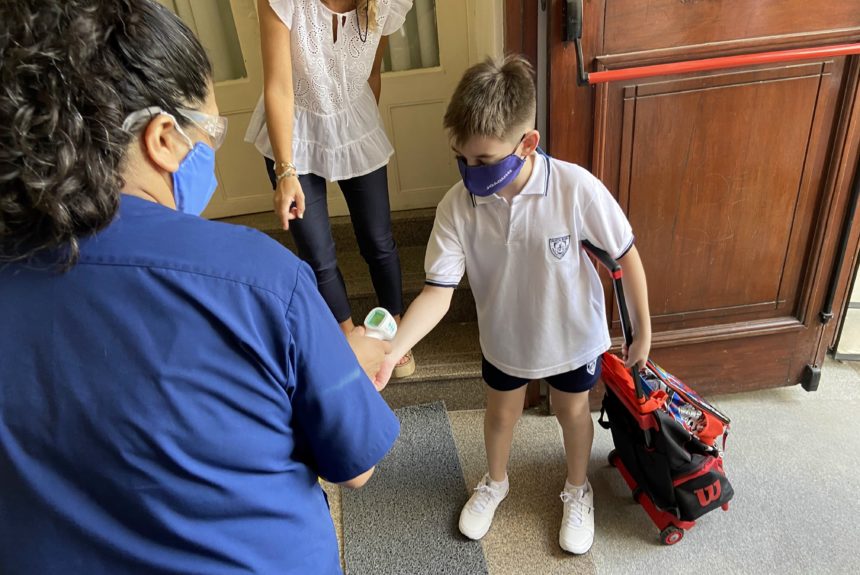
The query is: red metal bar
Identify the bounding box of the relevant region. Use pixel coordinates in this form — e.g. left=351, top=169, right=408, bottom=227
left=588, top=43, right=860, bottom=85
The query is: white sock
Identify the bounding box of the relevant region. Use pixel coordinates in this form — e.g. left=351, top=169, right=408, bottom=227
left=565, top=480, right=587, bottom=494
left=487, top=474, right=508, bottom=490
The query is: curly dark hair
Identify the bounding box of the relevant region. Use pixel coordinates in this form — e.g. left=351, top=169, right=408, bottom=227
left=0, top=0, right=212, bottom=269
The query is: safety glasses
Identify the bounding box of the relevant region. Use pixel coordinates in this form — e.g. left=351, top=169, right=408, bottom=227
left=122, top=106, right=228, bottom=151
left=176, top=108, right=228, bottom=151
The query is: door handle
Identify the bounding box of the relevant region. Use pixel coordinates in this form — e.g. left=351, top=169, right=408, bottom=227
left=562, top=0, right=590, bottom=85
left=562, top=0, right=582, bottom=43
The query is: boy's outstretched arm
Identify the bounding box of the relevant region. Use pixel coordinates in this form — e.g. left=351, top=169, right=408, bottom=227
left=618, top=245, right=651, bottom=370
left=373, top=285, right=455, bottom=390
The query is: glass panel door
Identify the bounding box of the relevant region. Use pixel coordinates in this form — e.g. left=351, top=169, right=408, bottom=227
left=382, top=0, right=440, bottom=71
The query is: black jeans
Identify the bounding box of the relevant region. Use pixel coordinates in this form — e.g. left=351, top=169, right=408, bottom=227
left=266, top=158, right=403, bottom=323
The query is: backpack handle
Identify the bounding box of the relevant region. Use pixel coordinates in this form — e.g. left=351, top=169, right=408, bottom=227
left=581, top=240, right=645, bottom=400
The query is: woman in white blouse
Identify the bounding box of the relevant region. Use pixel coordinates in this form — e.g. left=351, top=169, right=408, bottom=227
left=247, top=0, right=415, bottom=377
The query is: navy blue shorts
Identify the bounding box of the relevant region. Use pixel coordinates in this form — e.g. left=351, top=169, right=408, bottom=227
left=481, top=356, right=601, bottom=394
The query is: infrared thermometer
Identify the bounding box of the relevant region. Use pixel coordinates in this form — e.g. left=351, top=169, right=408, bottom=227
left=363, top=307, right=397, bottom=341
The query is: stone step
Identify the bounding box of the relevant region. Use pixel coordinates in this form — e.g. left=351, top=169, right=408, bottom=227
left=219, top=207, right=437, bottom=250
left=382, top=321, right=485, bottom=411
left=382, top=377, right=486, bottom=411
left=336, top=244, right=476, bottom=325
left=400, top=321, right=482, bottom=383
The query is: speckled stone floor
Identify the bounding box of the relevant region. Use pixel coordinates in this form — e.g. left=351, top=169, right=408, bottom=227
left=325, top=357, right=860, bottom=575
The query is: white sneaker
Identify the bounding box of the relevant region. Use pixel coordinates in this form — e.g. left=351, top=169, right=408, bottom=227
left=559, top=481, right=595, bottom=554
left=458, top=473, right=509, bottom=540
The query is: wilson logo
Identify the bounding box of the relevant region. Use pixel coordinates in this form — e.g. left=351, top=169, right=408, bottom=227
left=694, top=480, right=722, bottom=506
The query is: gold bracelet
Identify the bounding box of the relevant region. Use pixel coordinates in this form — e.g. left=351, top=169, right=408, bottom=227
left=275, top=171, right=296, bottom=185
left=274, top=159, right=297, bottom=184
left=274, top=160, right=296, bottom=173
left=275, top=169, right=296, bottom=184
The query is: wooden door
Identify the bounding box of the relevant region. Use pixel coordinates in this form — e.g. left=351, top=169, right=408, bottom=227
left=541, top=0, right=860, bottom=396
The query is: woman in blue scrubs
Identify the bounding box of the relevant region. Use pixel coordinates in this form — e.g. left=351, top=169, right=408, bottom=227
left=0, top=1, right=399, bottom=574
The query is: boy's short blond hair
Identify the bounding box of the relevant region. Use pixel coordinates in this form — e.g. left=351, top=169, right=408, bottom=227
left=443, top=54, right=536, bottom=147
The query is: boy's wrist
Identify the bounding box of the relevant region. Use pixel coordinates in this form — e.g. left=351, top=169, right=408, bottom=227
left=635, top=327, right=652, bottom=339
left=388, top=340, right=409, bottom=361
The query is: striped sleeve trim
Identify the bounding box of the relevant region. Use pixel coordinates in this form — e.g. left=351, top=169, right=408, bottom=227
left=616, top=236, right=635, bottom=260
left=425, top=280, right=459, bottom=288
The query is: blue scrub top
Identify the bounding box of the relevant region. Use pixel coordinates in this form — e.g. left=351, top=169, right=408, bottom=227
left=0, top=195, right=400, bottom=574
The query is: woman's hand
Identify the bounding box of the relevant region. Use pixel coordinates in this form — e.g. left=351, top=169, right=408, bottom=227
left=274, top=175, right=305, bottom=230
left=372, top=354, right=398, bottom=392
left=346, top=327, right=392, bottom=385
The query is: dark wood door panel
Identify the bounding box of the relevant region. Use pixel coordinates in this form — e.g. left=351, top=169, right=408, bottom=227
left=543, top=0, right=860, bottom=397
left=595, top=60, right=846, bottom=337
left=603, top=0, right=860, bottom=55
left=628, top=75, right=817, bottom=316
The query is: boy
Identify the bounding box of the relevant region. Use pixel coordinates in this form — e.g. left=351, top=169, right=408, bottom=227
left=374, top=54, right=651, bottom=554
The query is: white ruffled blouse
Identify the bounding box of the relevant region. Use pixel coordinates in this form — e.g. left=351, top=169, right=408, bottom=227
left=245, top=0, right=412, bottom=181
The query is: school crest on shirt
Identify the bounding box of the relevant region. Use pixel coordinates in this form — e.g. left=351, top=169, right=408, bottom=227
left=548, top=235, right=571, bottom=260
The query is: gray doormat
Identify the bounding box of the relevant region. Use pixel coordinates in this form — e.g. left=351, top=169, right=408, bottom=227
left=341, top=402, right=489, bottom=575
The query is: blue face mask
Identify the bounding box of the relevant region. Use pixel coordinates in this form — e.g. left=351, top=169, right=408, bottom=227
left=121, top=107, right=220, bottom=215
left=173, top=140, right=218, bottom=216
left=457, top=136, right=527, bottom=197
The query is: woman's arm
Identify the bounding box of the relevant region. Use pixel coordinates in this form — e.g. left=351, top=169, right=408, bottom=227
left=369, top=35, right=388, bottom=103
left=258, top=0, right=305, bottom=229
left=287, top=266, right=400, bottom=490
left=339, top=466, right=375, bottom=489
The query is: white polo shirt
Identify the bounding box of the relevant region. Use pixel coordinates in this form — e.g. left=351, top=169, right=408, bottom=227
left=425, top=153, right=634, bottom=379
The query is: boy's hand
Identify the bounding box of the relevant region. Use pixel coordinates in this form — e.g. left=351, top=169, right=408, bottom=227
left=623, top=338, right=650, bottom=371
left=373, top=354, right=398, bottom=391
left=346, top=326, right=391, bottom=383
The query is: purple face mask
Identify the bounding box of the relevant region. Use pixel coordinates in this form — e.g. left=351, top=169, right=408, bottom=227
left=457, top=138, right=526, bottom=197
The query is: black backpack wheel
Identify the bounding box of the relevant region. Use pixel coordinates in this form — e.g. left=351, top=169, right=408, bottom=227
left=608, top=449, right=618, bottom=467
left=660, top=526, right=684, bottom=545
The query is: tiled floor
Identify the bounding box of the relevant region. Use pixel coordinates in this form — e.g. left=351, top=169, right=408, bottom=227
left=330, top=357, right=860, bottom=574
